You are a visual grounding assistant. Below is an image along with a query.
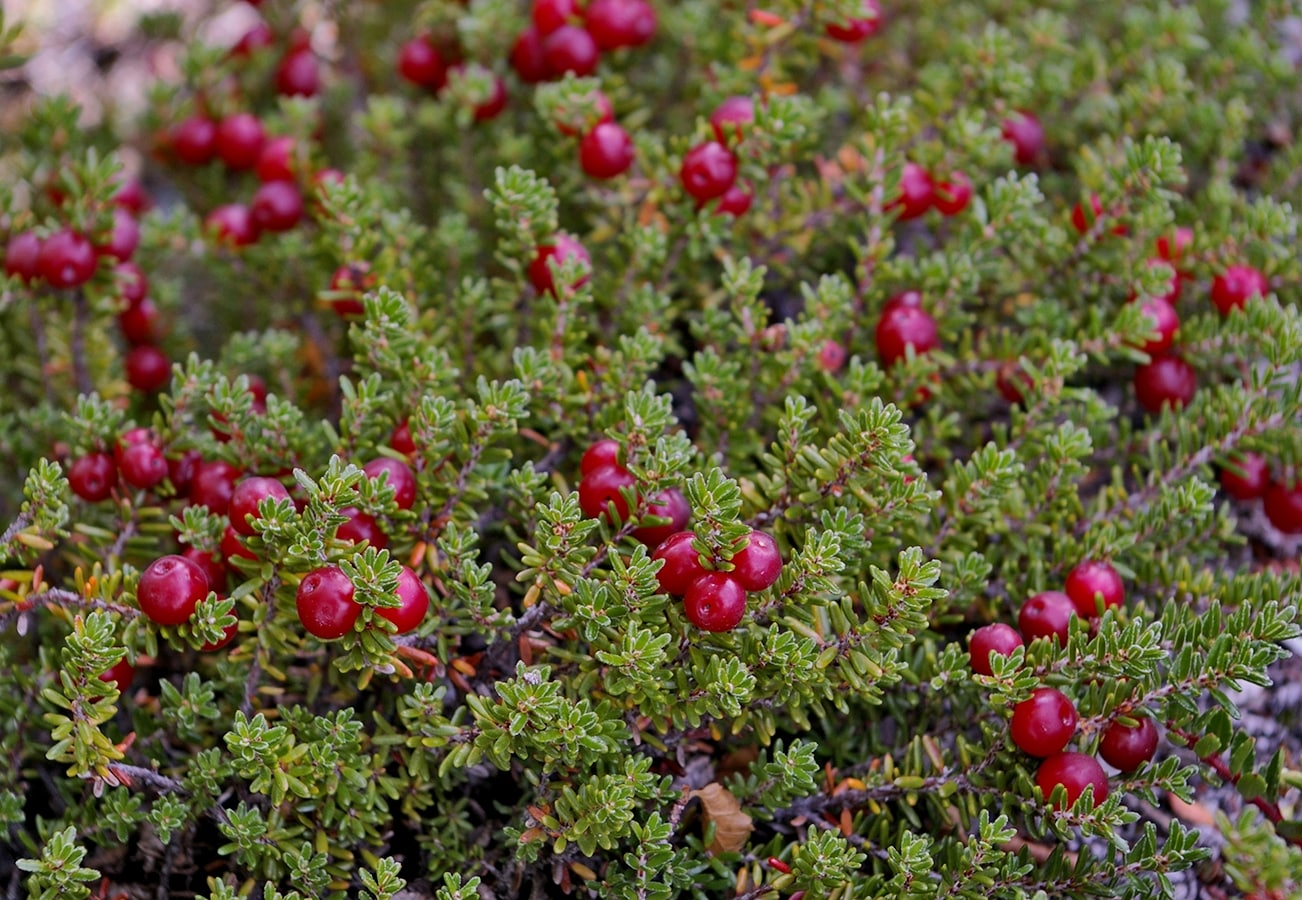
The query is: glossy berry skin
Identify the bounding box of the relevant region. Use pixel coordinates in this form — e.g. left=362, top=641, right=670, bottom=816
left=377, top=566, right=430, bottom=634
left=652, top=531, right=708, bottom=596
left=1065, top=560, right=1125, bottom=618
left=932, top=171, right=972, bottom=216
left=510, top=27, right=552, bottom=83
left=336, top=507, right=389, bottom=549
left=713, top=183, right=754, bottom=217
left=68, top=452, right=118, bottom=502
left=709, top=95, right=755, bottom=145
left=231, top=21, right=274, bottom=57
left=731, top=530, right=783, bottom=591
left=472, top=75, right=509, bottom=121
left=817, top=338, right=847, bottom=373
left=397, top=35, right=447, bottom=89
left=189, top=460, right=242, bottom=515
left=1133, top=355, right=1196, bottom=412
left=875, top=305, right=939, bottom=367
left=4, top=231, right=43, bottom=282
left=1099, top=717, right=1159, bottom=772
left=578, top=464, right=637, bottom=521
left=579, top=121, right=635, bottom=179
left=543, top=25, right=600, bottom=77
left=363, top=457, right=418, bottom=510
left=118, top=441, right=169, bottom=490
left=95, top=209, right=140, bottom=262
left=1010, top=687, right=1079, bottom=757
left=1131, top=295, right=1179, bottom=356
left=137, top=555, right=210, bottom=626
left=684, top=573, right=748, bottom=632
left=680, top=141, right=738, bottom=204
left=1037, top=752, right=1109, bottom=810
left=890, top=162, right=934, bottom=220
left=1001, top=112, right=1044, bottom=166
left=1210, top=265, right=1268, bottom=316
left=206, top=204, right=260, bottom=247
left=1218, top=452, right=1270, bottom=501
left=229, top=476, right=291, bottom=536
left=328, top=262, right=374, bottom=317
left=632, top=487, right=691, bottom=548
left=580, top=439, right=621, bottom=475
left=390, top=420, right=417, bottom=456
left=276, top=49, right=320, bottom=97
left=1263, top=479, right=1302, bottom=534
left=251, top=180, right=304, bottom=233
left=296, top=565, right=362, bottom=640
left=255, top=136, right=296, bottom=183
left=167, top=449, right=202, bottom=495
left=215, top=113, right=266, bottom=170
left=125, top=345, right=171, bottom=393
left=221, top=523, right=258, bottom=569
left=528, top=234, right=591, bottom=295
left=968, top=623, right=1024, bottom=676
left=171, top=115, right=218, bottom=165
left=99, top=658, right=135, bottom=693
left=534, top=0, right=580, bottom=35
left=825, top=0, right=884, bottom=41
left=37, top=229, right=97, bottom=288
left=585, top=0, right=658, bottom=49
left=1018, top=590, right=1076, bottom=645
left=182, top=546, right=228, bottom=593
left=201, top=618, right=240, bottom=652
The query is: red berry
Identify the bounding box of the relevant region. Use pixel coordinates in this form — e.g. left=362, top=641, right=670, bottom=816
left=632, top=487, right=691, bottom=548
left=125, top=345, right=171, bottom=393
left=255, top=136, right=296, bottom=183
left=581, top=439, right=621, bottom=475
left=99, top=658, right=135, bottom=693
left=1130, top=295, right=1179, bottom=356
left=37, top=229, right=97, bottom=288
left=231, top=21, right=274, bottom=57
left=336, top=507, right=389, bottom=549
left=542, top=25, right=600, bottom=77
left=555, top=90, right=613, bottom=137
left=137, top=554, right=210, bottom=626
left=584, top=0, right=658, bottom=50
left=884, top=290, right=924, bottom=312
left=201, top=617, right=240, bottom=652
left=579, top=121, right=635, bottom=179
left=932, top=171, right=973, bottom=216
left=1145, top=258, right=1182, bottom=303
left=730, top=530, right=782, bottom=591
left=390, top=420, right=417, bottom=456
left=709, top=95, right=755, bottom=145
left=215, top=113, right=266, bottom=171
left=68, top=452, right=118, bottom=502
left=968, top=623, right=1024, bottom=676
left=825, top=0, right=884, bottom=42
left=112, top=178, right=151, bottom=215
left=276, top=49, right=321, bottom=97
left=680, top=141, right=738, bottom=204
left=116, top=261, right=149, bottom=305
left=251, top=180, right=304, bottom=233
left=713, top=183, right=754, bottom=217
left=875, top=305, right=939, bottom=367
left=1210, top=264, right=1268, bottom=316
left=472, top=74, right=509, bottom=121
left=534, top=0, right=580, bottom=35
left=1001, top=112, right=1044, bottom=167
left=167, top=450, right=202, bottom=495
left=94, top=209, right=140, bottom=262
left=817, top=338, right=847, bottom=373
left=397, top=35, right=447, bottom=89
left=510, top=27, right=552, bottom=83
left=171, top=115, right=218, bottom=165
left=528, top=234, right=592, bottom=296
left=4, top=231, right=43, bottom=282
left=1036, top=752, right=1109, bottom=810
left=363, top=457, right=418, bottom=510
left=182, top=546, right=228, bottom=593
left=578, top=464, right=637, bottom=520
left=229, top=476, right=291, bottom=536
left=1155, top=227, right=1194, bottom=267
left=652, top=531, right=708, bottom=596
left=1018, top=590, right=1076, bottom=644
left=328, top=262, right=375, bottom=317
left=118, top=441, right=169, bottom=490
left=1071, top=194, right=1127, bottom=236
left=1064, top=560, right=1124, bottom=618
left=1133, top=355, right=1196, bottom=412
left=1263, top=478, right=1302, bottom=534
left=683, top=572, right=748, bottom=632
left=377, top=565, right=430, bottom=634
left=296, top=565, right=362, bottom=640
left=1098, top=716, right=1159, bottom=772
left=1218, top=452, right=1270, bottom=501
left=206, top=204, right=260, bottom=247
left=1010, top=687, right=1079, bottom=757
left=221, top=523, right=258, bottom=568
left=889, top=162, right=934, bottom=220
left=189, top=460, right=242, bottom=515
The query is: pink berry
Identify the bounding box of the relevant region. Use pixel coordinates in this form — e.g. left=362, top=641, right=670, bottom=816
left=1210, top=265, right=1268, bottom=316
left=251, top=180, right=304, bottom=233
left=137, top=555, right=210, bottom=626
left=578, top=121, right=635, bottom=179
left=730, top=530, right=782, bottom=591
left=652, top=531, right=708, bottom=596
left=875, top=305, right=939, bottom=367
left=229, top=476, right=291, bottom=536
left=709, top=95, right=755, bottom=145
left=889, top=162, right=934, bottom=221
left=680, top=141, right=738, bottom=204
left=1064, top=560, right=1125, bottom=618
left=397, top=35, right=447, bottom=89
left=825, top=0, right=884, bottom=42
left=578, top=464, right=637, bottom=521
left=932, top=170, right=972, bottom=216
left=1036, top=752, right=1109, bottom=810
left=1001, top=112, right=1044, bottom=167
left=528, top=234, right=592, bottom=296
left=296, top=565, right=362, bottom=640
left=377, top=566, right=430, bottom=635
left=584, top=0, right=658, bottom=50
left=542, top=25, right=599, bottom=77
left=362, top=457, right=418, bottom=510
left=1098, top=716, right=1159, bottom=773
left=1218, top=452, right=1270, bottom=501
left=37, top=229, right=98, bottom=288
left=631, top=487, right=691, bottom=549
left=580, top=439, right=621, bottom=475
left=1133, top=355, right=1196, bottom=412
left=1018, top=590, right=1076, bottom=645
left=683, top=572, right=748, bottom=632
left=968, top=623, right=1024, bottom=676
left=215, top=113, right=266, bottom=171
left=1010, top=687, right=1079, bottom=758
left=1130, top=295, right=1179, bottom=356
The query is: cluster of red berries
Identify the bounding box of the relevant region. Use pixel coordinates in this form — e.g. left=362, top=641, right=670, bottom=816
left=875, top=290, right=939, bottom=369
left=565, top=89, right=636, bottom=181
left=576, top=440, right=689, bottom=546
left=651, top=528, right=783, bottom=632
left=295, top=562, right=430, bottom=640
left=510, top=0, right=657, bottom=85
left=397, top=35, right=508, bottom=122
left=889, top=162, right=973, bottom=221
left=1218, top=452, right=1302, bottom=535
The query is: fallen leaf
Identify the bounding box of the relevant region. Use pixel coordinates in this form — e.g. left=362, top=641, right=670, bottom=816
left=690, top=783, right=754, bottom=854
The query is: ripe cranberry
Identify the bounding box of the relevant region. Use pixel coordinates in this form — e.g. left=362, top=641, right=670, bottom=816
left=221, top=524, right=258, bottom=568
left=1018, top=590, right=1076, bottom=645
left=377, top=566, right=430, bottom=634
left=1010, top=687, right=1079, bottom=757
left=883, top=290, right=923, bottom=313
left=1263, top=478, right=1302, bottom=534
left=825, top=0, right=884, bottom=41
left=182, top=546, right=228, bottom=592
left=215, top=113, right=266, bottom=171
left=206, top=204, right=260, bottom=247
left=336, top=507, right=389, bottom=549
left=1218, top=452, right=1269, bottom=501
left=584, top=0, right=658, bottom=50
left=125, top=345, right=171, bottom=392
left=313, top=168, right=345, bottom=195
left=276, top=49, right=321, bottom=97
left=528, top=234, right=591, bottom=296
left=1064, top=560, right=1124, bottom=618
left=817, top=338, right=847, bottom=373
left=710, top=95, right=755, bottom=145
left=652, top=531, right=708, bottom=596
left=554, top=90, right=613, bottom=137
left=296, top=565, right=362, bottom=640
left=875, top=305, right=939, bottom=367
left=1155, top=227, right=1194, bottom=267
left=471, top=75, right=509, bottom=121
left=1133, top=355, right=1196, bottom=412
left=137, top=554, right=210, bottom=626
left=231, top=20, right=274, bottom=57
left=1130, top=295, right=1179, bottom=356
left=95, top=209, right=140, bottom=262
left=1210, top=264, right=1268, bottom=316
left=229, top=476, right=291, bottom=536
left=680, top=141, right=738, bottom=204
left=578, top=464, right=637, bottom=521
left=4, top=231, right=43, bottom=282
left=996, top=361, right=1033, bottom=405
left=251, top=181, right=304, bottom=233
left=932, top=171, right=972, bottom=216
left=968, top=623, right=1024, bottom=675
left=37, top=229, right=97, bottom=288
left=189, top=460, right=242, bottom=515
left=112, top=178, right=151, bottom=215
left=581, top=439, right=621, bottom=475
left=1036, top=752, right=1109, bottom=810
left=363, top=457, right=418, bottom=510
left=579, top=121, right=636, bottom=179
left=632, top=487, right=691, bottom=548
left=542, top=25, right=600, bottom=77
left=201, top=617, right=240, bottom=652
left=167, top=450, right=202, bottom=495
left=1001, top=112, right=1044, bottom=166
left=510, top=27, right=552, bottom=83
left=684, top=573, right=748, bottom=632
left=255, top=137, right=296, bottom=184
left=1099, top=716, right=1159, bottom=772
left=390, top=420, right=417, bottom=455
left=889, top=162, right=934, bottom=220
left=115, top=261, right=149, bottom=305
left=328, top=262, right=375, bottom=317
left=68, top=452, right=118, bottom=502
left=171, top=116, right=218, bottom=165
left=1071, top=194, right=1127, bottom=236
left=534, top=0, right=580, bottom=35
left=731, top=530, right=782, bottom=591
left=114, top=427, right=154, bottom=464
left=119, top=441, right=169, bottom=490
left=1145, top=258, right=1183, bottom=303
left=713, top=183, right=754, bottom=217
left=99, top=658, right=135, bottom=693
left=397, top=35, right=447, bottom=89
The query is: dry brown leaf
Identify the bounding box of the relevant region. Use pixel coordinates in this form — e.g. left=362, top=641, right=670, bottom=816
left=690, top=783, right=754, bottom=854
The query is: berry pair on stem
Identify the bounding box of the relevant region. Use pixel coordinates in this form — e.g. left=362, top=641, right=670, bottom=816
left=652, top=528, right=782, bottom=632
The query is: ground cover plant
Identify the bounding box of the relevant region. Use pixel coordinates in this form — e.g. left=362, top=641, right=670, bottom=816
left=1, top=0, right=1301, bottom=897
